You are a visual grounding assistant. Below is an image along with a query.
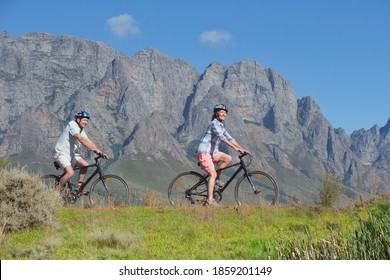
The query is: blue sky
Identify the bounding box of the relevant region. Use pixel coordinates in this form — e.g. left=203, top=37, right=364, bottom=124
left=1, top=0, right=389, bottom=133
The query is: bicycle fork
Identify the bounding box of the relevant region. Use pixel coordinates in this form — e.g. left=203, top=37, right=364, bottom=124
left=100, top=176, right=111, bottom=195
left=244, top=171, right=261, bottom=194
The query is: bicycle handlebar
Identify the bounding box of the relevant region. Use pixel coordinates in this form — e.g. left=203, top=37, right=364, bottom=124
left=94, top=152, right=108, bottom=161
left=239, top=151, right=251, bottom=159
left=238, top=151, right=252, bottom=167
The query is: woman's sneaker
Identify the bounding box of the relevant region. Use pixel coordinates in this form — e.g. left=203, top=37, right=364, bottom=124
left=204, top=198, right=220, bottom=207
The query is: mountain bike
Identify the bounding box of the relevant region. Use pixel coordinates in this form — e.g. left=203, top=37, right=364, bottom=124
left=43, top=154, right=130, bottom=207
left=168, top=152, right=279, bottom=207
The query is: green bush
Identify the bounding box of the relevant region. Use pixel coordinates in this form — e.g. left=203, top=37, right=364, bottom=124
left=319, top=172, right=344, bottom=207
left=0, top=167, right=62, bottom=235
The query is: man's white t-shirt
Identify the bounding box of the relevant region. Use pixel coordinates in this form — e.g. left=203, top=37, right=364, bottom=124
left=54, top=120, right=88, bottom=161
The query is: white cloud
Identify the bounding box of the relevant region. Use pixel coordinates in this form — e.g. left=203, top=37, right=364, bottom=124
left=199, top=29, right=232, bottom=46
left=106, top=14, right=140, bottom=38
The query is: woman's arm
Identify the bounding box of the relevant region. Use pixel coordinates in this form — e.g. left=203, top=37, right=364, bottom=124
left=222, top=139, right=246, bottom=154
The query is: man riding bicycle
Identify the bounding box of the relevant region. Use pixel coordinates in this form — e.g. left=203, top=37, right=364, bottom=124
left=195, top=104, right=248, bottom=207
left=53, top=111, right=107, bottom=194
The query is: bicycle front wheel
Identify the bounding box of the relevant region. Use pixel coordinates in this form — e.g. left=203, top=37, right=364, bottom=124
left=89, top=174, right=130, bottom=207
left=168, top=171, right=208, bottom=207
left=235, top=171, right=279, bottom=207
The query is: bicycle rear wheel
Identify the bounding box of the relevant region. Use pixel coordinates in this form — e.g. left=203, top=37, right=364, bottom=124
left=89, top=174, right=130, bottom=207
left=42, top=174, right=74, bottom=204
left=168, top=171, right=208, bottom=206
left=235, top=171, right=279, bottom=207
left=42, top=174, right=60, bottom=190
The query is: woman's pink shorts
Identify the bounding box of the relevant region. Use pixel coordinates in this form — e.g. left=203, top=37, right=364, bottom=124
left=195, top=152, right=224, bottom=174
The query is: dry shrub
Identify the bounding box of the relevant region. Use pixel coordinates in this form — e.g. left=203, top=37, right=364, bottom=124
left=0, top=167, right=62, bottom=234
left=0, top=156, right=10, bottom=169
left=142, top=191, right=163, bottom=207
left=89, top=229, right=139, bottom=249
left=234, top=204, right=253, bottom=216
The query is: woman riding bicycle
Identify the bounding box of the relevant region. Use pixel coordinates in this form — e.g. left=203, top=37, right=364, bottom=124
left=53, top=111, right=107, bottom=194
left=195, top=104, right=248, bottom=207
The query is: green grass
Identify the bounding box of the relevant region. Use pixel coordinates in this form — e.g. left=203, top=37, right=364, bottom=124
left=2, top=201, right=387, bottom=260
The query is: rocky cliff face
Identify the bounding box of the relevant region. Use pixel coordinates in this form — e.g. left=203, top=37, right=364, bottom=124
left=0, top=32, right=388, bottom=203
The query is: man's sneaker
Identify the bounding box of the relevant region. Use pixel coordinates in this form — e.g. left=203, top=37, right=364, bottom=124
left=215, top=179, right=225, bottom=189
left=75, top=189, right=89, bottom=196
left=204, top=198, right=220, bottom=207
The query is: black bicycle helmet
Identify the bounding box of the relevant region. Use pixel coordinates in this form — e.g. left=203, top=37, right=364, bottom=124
left=213, top=104, right=228, bottom=113
left=75, top=111, right=90, bottom=119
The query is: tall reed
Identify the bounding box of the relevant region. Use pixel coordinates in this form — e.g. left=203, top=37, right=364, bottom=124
left=277, top=203, right=389, bottom=259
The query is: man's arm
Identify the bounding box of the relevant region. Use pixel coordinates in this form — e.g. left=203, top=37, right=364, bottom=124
left=73, top=133, right=103, bottom=155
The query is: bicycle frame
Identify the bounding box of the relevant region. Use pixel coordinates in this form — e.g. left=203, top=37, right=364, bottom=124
left=197, top=153, right=254, bottom=193
left=59, top=155, right=106, bottom=193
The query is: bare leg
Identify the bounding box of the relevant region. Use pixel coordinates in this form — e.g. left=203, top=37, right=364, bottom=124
left=216, top=153, right=232, bottom=179
left=57, top=165, right=74, bottom=193
left=75, top=158, right=89, bottom=190
left=208, top=169, right=217, bottom=200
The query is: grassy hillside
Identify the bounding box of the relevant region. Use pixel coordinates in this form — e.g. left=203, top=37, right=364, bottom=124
left=1, top=201, right=388, bottom=260
left=1, top=161, right=388, bottom=260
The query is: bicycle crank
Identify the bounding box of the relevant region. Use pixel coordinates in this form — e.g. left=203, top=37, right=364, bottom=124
left=213, top=190, right=222, bottom=203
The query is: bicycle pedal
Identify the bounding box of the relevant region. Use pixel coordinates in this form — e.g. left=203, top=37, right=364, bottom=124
left=187, top=196, right=195, bottom=204
left=186, top=194, right=195, bottom=204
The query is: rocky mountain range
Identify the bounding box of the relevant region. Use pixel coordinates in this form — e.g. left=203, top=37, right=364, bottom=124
left=0, top=31, right=389, bottom=204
